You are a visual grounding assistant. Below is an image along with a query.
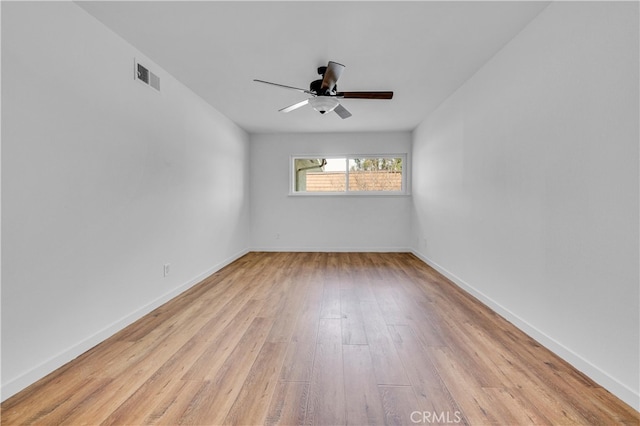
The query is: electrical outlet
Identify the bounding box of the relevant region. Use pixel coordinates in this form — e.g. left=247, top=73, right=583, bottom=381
left=163, top=263, right=170, bottom=277
left=276, top=233, right=280, bottom=240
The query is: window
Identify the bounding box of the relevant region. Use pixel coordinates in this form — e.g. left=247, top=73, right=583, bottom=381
left=292, top=155, right=407, bottom=195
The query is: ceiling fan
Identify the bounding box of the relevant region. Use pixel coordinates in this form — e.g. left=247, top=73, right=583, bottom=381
left=254, top=61, right=393, bottom=119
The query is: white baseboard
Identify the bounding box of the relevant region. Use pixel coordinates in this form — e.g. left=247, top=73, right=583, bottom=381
left=1, top=248, right=249, bottom=402
left=411, top=249, right=640, bottom=412
left=250, top=246, right=412, bottom=253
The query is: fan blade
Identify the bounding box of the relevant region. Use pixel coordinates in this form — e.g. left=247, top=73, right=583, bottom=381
left=334, top=103, right=352, bottom=119
left=254, top=79, right=314, bottom=95
left=321, top=61, right=345, bottom=93
left=279, top=98, right=309, bottom=113
left=336, top=91, right=393, bottom=99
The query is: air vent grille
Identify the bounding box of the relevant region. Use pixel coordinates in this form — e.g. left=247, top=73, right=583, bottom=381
left=134, top=59, right=160, bottom=92
left=137, top=63, right=149, bottom=84
left=149, top=72, right=160, bottom=91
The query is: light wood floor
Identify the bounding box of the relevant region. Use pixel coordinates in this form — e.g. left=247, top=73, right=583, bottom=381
left=2, top=252, right=638, bottom=425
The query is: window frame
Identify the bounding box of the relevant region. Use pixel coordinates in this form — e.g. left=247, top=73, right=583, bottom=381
left=289, top=154, right=409, bottom=196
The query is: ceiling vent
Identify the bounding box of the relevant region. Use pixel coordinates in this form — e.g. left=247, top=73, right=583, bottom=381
left=134, top=59, right=160, bottom=92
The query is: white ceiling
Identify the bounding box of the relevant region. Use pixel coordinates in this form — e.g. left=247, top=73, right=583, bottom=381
left=76, top=1, right=549, bottom=134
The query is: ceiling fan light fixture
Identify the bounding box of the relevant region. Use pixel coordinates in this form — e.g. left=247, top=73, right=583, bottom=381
left=309, top=96, right=339, bottom=114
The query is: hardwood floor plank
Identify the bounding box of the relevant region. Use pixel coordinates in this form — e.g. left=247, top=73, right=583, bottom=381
left=265, top=275, right=311, bottom=343
left=482, top=387, right=553, bottom=425
left=591, top=388, right=640, bottom=425
left=455, top=316, right=602, bottom=424
left=265, top=381, right=309, bottom=426
left=62, top=305, right=226, bottom=425
left=3, top=378, right=111, bottom=425
left=428, top=345, right=513, bottom=424
left=343, top=344, right=386, bottom=425
left=379, top=385, right=422, bottom=426
left=101, top=336, right=207, bottom=425
left=374, top=285, right=414, bottom=325
left=340, top=287, right=368, bottom=345
left=143, top=379, right=203, bottom=425
left=181, top=298, right=264, bottom=381
left=360, top=299, right=410, bottom=386
left=306, top=318, right=345, bottom=425
left=177, top=316, right=273, bottom=425
left=388, top=325, right=467, bottom=422
left=319, top=276, right=341, bottom=319
left=2, top=252, right=637, bottom=425
left=252, top=253, right=296, bottom=302
left=428, top=310, right=507, bottom=388
left=0, top=340, right=130, bottom=423
left=279, top=274, right=324, bottom=382
left=223, top=341, right=288, bottom=425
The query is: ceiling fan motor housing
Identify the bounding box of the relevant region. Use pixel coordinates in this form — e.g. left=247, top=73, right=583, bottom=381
left=310, top=79, right=336, bottom=96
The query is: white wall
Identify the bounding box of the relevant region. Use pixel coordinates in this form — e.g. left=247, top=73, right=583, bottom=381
left=1, top=2, right=250, bottom=400
left=412, top=1, right=639, bottom=409
left=250, top=132, right=412, bottom=251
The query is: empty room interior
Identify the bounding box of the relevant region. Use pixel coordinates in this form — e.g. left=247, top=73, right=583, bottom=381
left=1, top=1, right=639, bottom=424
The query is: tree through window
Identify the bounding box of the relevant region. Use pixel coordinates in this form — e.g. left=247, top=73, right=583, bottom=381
left=348, top=158, right=403, bottom=191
